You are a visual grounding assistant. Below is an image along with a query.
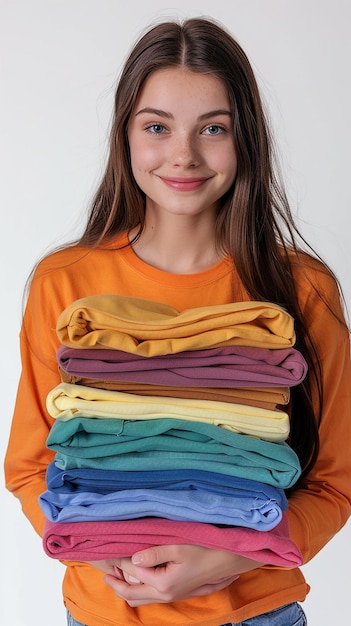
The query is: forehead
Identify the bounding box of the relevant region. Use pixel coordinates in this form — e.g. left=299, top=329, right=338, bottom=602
left=135, top=67, right=230, bottom=108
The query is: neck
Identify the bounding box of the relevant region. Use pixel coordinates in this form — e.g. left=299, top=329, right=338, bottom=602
left=130, top=211, right=222, bottom=274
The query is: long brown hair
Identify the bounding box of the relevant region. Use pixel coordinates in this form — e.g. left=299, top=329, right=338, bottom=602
left=47, top=18, right=347, bottom=484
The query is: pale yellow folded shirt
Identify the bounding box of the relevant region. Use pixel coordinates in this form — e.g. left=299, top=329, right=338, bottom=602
left=56, top=295, right=295, bottom=356
left=46, top=382, right=290, bottom=442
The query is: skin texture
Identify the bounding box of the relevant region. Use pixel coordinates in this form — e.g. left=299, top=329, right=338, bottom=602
left=88, top=546, right=263, bottom=606
left=88, top=68, right=263, bottom=607
left=127, top=67, right=237, bottom=274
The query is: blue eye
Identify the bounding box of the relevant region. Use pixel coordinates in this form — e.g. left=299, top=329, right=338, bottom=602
left=203, top=125, right=225, bottom=135
left=145, top=123, right=166, bottom=134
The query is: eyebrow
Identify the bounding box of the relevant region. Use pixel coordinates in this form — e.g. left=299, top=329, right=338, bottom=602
left=135, top=107, right=231, bottom=120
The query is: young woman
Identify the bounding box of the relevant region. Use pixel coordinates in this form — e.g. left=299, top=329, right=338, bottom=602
left=5, top=16, right=351, bottom=626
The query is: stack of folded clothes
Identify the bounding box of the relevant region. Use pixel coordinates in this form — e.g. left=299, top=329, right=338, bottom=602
left=40, top=295, right=308, bottom=567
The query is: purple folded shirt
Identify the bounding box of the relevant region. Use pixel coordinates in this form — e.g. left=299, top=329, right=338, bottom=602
left=42, top=513, right=302, bottom=567
left=57, top=345, right=308, bottom=388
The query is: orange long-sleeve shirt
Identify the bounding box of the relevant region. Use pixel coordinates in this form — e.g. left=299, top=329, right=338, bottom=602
left=5, top=233, right=351, bottom=626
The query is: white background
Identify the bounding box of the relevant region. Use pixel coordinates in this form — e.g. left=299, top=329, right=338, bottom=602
left=1, top=1, right=350, bottom=624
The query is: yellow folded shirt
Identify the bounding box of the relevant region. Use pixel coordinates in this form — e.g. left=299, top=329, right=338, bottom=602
left=56, top=295, right=295, bottom=355
left=46, top=382, right=290, bottom=442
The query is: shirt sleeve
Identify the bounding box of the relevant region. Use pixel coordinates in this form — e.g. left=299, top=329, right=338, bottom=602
left=4, top=268, right=63, bottom=536
left=286, top=263, right=351, bottom=563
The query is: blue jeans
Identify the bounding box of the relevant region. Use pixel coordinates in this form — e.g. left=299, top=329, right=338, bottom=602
left=66, top=613, right=85, bottom=626
left=67, top=602, right=307, bottom=625
left=222, top=602, right=307, bottom=625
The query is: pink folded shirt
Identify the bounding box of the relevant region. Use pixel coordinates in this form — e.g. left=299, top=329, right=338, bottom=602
left=43, top=512, right=302, bottom=567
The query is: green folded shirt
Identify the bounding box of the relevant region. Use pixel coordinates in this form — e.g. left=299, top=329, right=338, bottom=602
left=49, top=416, right=301, bottom=489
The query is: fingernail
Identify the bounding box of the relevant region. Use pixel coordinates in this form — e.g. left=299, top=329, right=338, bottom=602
left=131, top=553, right=144, bottom=565
left=128, top=575, right=141, bottom=584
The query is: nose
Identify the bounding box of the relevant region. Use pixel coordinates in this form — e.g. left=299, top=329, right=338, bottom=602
left=170, top=132, right=199, bottom=167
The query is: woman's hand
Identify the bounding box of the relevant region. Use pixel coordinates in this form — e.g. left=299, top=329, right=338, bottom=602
left=87, top=559, right=125, bottom=580
left=91, top=545, right=263, bottom=607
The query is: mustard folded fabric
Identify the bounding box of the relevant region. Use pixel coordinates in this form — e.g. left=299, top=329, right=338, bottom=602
left=46, top=383, right=290, bottom=442
left=58, top=369, right=290, bottom=409
left=56, top=295, right=295, bottom=355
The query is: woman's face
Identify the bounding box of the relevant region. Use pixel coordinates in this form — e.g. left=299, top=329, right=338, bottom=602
left=127, top=67, right=237, bottom=221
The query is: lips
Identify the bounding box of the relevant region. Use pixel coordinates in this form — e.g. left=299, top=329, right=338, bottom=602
left=160, top=177, right=208, bottom=191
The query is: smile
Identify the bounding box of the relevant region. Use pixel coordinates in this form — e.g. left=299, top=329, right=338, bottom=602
left=160, top=177, right=209, bottom=191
